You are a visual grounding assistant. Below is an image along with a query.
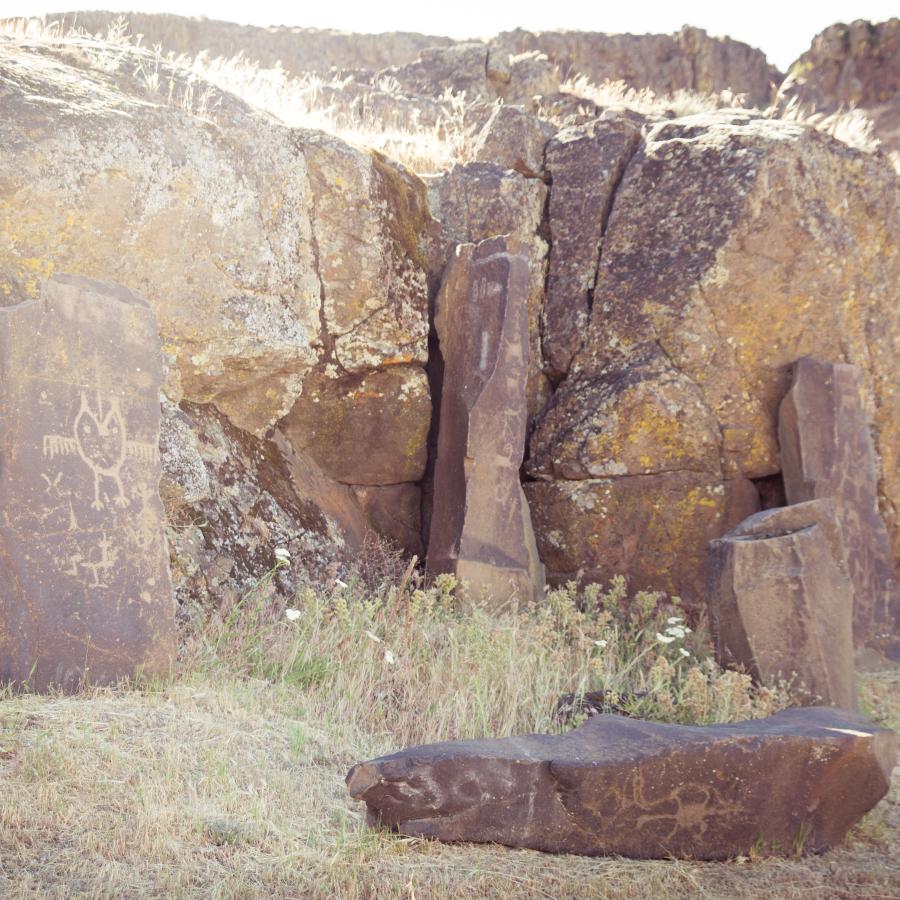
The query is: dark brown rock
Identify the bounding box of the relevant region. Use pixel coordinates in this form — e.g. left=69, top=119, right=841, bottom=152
left=426, top=236, right=544, bottom=606
left=707, top=500, right=857, bottom=708
left=542, top=118, right=642, bottom=378
left=347, top=706, right=895, bottom=859
left=351, top=484, right=423, bottom=558
left=426, top=163, right=549, bottom=419
left=778, top=358, right=899, bottom=657
left=0, top=275, right=174, bottom=692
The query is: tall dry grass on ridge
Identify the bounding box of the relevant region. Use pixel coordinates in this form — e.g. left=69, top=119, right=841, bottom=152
left=0, top=16, right=885, bottom=175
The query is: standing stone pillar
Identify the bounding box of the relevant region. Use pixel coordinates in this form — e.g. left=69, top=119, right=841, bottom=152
left=778, top=358, right=899, bottom=657
left=707, top=501, right=857, bottom=709
left=427, top=236, right=544, bottom=607
left=0, top=275, right=174, bottom=692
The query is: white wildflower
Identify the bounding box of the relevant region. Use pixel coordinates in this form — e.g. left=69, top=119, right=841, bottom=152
left=274, top=547, right=291, bottom=563
left=594, top=639, right=608, bottom=649
left=284, top=608, right=301, bottom=622
left=335, top=578, right=348, bottom=589
left=656, top=633, right=676, bottom=644
left=665, top=624, right=688, bottom=640
left=364, top=630, right=382, bottom=643
left=679, top=648, right=691, bottom=658
left=667, top=616, right=683, bottom=625
left=383, top=649, right=396, bottom=665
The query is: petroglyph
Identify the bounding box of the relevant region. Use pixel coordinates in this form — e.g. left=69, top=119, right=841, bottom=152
left=0, top=274, right=174, bottom=692
left=43, top=391, right=160, bottom=511
left=348, top=707, right=897, bottom=859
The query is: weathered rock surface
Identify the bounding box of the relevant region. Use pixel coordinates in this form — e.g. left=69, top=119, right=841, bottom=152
left=778, top=358, right=899, bottom=657
left=0, top=38, right=434, bottom=568
left=347, top=706, right=896, bottom=859
left=542, top=118, right=643, bottom=379
left=39, top=11, right=453, bottom=76
left=426, top=236, right=544, bottom=606
left=426, top=163, right=549, bottom=419
left=161, top=402, right=357, bottom=608
left=778, top=19, right=900, bottom=156
left=472, top=104, right=556, bottom=179
left=527, top=112, right=900, bottom=607
left=0, top=275, right=173, bottom=692
left=707, top=501, right=857, bottom=708
left=494, top=26, right=781, bottom=107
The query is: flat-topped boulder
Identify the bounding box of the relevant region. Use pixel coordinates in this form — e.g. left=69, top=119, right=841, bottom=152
left=0, top=274, right=174, bottom=692
left=348, top=706, right=895, bottom=860
left=707, top=500, right=857, bottom=708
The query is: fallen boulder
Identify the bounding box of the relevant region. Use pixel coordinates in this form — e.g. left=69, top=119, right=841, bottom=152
left=707, top=500, right=857, bottom=709
left=347, top=706, right=896, bottom=859
left=779, top=358, right=899, bottom=658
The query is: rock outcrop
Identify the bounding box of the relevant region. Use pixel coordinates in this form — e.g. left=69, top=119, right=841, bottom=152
left=493, top=26, right=781, bottom=106
left=426, top=236, right=544, bottom=607
left=778, top=358, right=899, bottom=657
left=779, top=19, right=900, bottom=156
left=527, top=112, right=900, bottom=607
left=707, top=501, right=857, bottom=708
left=40, top=11, right=453, bottom=75
left=0, top=38, right=435, bottom=591
left=0, top=275, right=174, bottom=692
left=347, top=706, right=896, bottom=859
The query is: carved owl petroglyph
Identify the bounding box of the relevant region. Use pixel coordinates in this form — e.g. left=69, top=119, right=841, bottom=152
left=43, top=391, right=159, bottom=510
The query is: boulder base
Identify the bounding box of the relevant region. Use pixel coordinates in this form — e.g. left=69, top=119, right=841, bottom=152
left=348, top=707, right=895, bottom=860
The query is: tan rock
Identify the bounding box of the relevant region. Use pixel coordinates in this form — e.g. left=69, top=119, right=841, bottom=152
left=707, top=500, right=857, bottom=708
left=526, top=474, right=758, bottom=602
left=0, top=275, right=174, bottom=692
left=348, top=706, right=895, bottom=859
left=279, top=366, right=429, bottom=486
left=0, top=40, right=431, bottom=440
left=779, top=358, right=899, bottom=656
left=472, top=104, right=556, bottom=178
left=427, top=237, right=544, bottom=607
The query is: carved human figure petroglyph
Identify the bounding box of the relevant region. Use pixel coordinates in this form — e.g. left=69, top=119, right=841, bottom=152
left=43, top=391, right=159, bottom=510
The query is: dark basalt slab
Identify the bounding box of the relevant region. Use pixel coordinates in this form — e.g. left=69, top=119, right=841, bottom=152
left=707, top=500, right=857, bottom=709
left=779, top=357, right=899, bottom=657
left=347, top=707, right=895, bottom=860
left=0, top=275, right=174, bottom=692
left=426, top=235, right=544, bottom=607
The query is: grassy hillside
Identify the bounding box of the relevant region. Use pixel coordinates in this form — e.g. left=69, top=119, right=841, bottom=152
left=1, top=554, right=896, bottom=898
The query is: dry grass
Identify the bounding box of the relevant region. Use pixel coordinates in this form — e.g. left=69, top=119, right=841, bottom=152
left=1, top=559, right=897, bottom=899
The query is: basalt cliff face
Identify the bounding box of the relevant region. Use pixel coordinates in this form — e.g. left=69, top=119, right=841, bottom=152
left=1, top=17, right=897, bottom=629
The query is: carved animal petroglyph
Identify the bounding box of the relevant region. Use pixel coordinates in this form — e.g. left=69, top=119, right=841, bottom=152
left=43, top=391, right=159, bottom=511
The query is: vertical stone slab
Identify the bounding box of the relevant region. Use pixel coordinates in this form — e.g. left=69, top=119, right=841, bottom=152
left=778, top=358, right=899, bottom=657
left=0, top=274, right=174, bottom=692
left=427, top=236, right=544, bottom=607
left=707, top=500, right=857, bottom=709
